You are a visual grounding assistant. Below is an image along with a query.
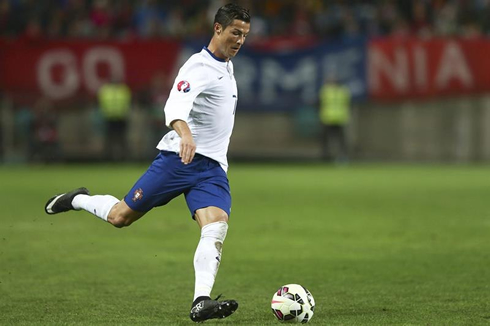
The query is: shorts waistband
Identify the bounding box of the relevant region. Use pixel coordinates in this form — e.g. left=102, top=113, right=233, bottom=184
left=160, top=150, right=220, bottom=168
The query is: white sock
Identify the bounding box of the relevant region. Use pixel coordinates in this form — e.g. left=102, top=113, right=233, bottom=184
left=193, top=221, right=228, bottom=301
left=72, top=194, right=119, bottom=222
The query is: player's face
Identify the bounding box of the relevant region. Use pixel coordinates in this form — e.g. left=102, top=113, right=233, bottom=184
left=216, top=20, right=250, bottom=60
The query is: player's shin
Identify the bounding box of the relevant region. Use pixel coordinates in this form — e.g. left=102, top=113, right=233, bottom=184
left=193, top=221, right=228, bottom=300
left=72, top=194, right=119, bottom=221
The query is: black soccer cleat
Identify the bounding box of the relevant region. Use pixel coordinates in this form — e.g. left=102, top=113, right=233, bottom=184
left=190, top=295, right=238, bottom=322
left=45, top=187, right=90, bottom=215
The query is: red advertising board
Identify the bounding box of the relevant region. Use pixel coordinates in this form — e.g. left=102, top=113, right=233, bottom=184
left=0, top=39, right=182, bottom=103
left=368, top=37, right=490, bottom=100
left=3, top=37, right=490, bottom=104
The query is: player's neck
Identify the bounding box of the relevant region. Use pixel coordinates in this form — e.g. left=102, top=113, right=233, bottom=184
left=207, top=40, right=229, bottom=62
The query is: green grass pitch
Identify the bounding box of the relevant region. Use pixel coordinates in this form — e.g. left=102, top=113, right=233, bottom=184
left=0, top=163, right=489, bottom=325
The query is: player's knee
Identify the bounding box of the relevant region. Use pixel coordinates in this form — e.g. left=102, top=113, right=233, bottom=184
left=109, top=213, right=134, bottom=228
left=209, top=212, right=229, bottom=224
left=195, top=207, right=229, bottom=227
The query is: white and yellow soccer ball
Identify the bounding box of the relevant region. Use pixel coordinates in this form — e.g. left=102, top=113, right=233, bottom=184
left=271, top=284, right=315, bottom=323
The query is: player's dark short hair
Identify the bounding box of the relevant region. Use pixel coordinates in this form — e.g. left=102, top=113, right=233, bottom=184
left=214, top=3, right=251, bottom=30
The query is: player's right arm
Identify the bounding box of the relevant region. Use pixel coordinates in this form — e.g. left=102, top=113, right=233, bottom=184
left=163, top=58, right=211, bottom=164
left=170, top=119, right=196, bottom=164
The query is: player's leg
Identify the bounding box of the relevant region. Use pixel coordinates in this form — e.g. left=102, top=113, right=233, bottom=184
left=193, top=206, right=229, bottom=299
left=44, top=151, right=185, bottom=228
left=45, top=187, right=145, bottom=227
left=186, top=161, right=237, bottom=322
left=73, top=192, right=145, bottom=227
left=190, top=207, right=237, bottom=322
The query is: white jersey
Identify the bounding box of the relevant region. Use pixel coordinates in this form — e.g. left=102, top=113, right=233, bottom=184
left=157, top=47, right=238, bottom=172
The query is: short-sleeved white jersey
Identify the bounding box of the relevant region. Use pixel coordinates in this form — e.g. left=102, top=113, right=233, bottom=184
left=157, top=47, right=238, bottom=172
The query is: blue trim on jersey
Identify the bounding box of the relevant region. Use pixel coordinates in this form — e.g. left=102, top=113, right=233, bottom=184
left=203, top=46, right=227, bottom=62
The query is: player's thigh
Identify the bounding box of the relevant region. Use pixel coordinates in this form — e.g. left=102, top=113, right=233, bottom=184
left=185, top=166, right=231, bottom=224
left=123, top=151, right=192, bottom=212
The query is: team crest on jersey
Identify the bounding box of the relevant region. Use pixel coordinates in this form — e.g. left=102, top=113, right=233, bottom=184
left=132, top=188, right=143, bottom=202
left=177, top=80, right=191, bottom=93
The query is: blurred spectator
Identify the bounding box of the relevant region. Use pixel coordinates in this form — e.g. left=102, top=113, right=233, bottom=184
left=21, top=17, right=43, bottom=41
left=290, top=4, right=314, bottom=37
left=132, top=0, right=166, bottom=39
left=342, top=8, right=362, bottom=40
left=410, top=1, right=433, bottom=38
left=163, top=7, right=186, bottom=39
left=45, top=8, right=64, bottom=38
left=97, top=76, right=132, bottom=161
left=64, top=0, right=93, bottom=38
left=0, top=0, right=14, bottom=36
left=433, top=0, right=459, bottom=36
left=112, top=0, right=135, bottom=39
left=90, top=0, right=112, bottom=39
left=318, top=76, right=351, bottom=163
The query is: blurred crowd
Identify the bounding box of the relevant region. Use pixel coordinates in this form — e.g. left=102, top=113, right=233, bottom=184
left=2, top=0, right=490, bottom=163
left=1, top=0, right=489, bottom=42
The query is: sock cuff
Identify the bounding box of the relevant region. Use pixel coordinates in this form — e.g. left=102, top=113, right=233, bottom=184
left=201, top=221, right=228, bottom=242
left=100, top=196, right=119, bottom=221
left=72, top=194, right=90, bottom=210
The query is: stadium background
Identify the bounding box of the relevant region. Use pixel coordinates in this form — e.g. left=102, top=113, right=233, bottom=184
left=2, top=0, right=490, bottom=163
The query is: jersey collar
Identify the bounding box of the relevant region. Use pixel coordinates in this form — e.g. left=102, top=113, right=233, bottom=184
left=203, top=46, right=227, bottom=63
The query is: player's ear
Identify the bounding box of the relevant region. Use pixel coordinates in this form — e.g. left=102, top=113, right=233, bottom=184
left=214, top=22, right=223, bottom=35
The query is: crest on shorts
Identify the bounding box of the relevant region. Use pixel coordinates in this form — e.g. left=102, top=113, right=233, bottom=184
left=177, top=80, right=191, bottom=93
left=132, top=188, right=143, bottom=202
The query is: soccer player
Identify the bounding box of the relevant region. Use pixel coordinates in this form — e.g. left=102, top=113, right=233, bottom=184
left=44, top=3, right=251, bottom=323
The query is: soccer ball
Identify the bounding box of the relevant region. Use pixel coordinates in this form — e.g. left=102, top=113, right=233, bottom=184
left=271, top=284, right=315, bottom=323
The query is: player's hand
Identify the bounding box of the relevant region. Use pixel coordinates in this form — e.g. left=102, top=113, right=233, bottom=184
left=179, top=135, right=196, bottom=164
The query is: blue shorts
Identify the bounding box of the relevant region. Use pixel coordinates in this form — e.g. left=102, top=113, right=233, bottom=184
left=123, top=151, right=231, bottom=218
